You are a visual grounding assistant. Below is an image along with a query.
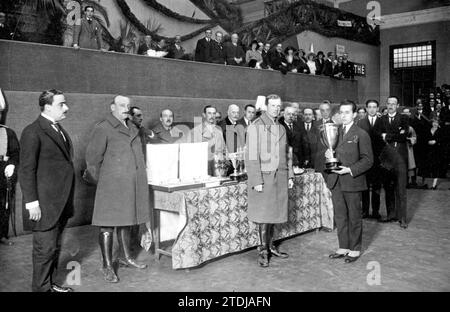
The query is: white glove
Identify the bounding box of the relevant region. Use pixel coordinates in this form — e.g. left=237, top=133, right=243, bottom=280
left=4, top=164, right=15, bottom=178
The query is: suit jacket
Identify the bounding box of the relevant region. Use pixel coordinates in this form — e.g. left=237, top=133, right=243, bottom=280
left=19, top=116, right=74, bottom=231
left=138, top=42, right=156, bottom=55
left=326, top=124, right=373, bottom=192
left=73, top=17, right=103, bottom=50
left=297, top=120, right=318, bottom=166
left=267, top=50, right=286, bottom=71
left=379, top=113, right=409, bottom=164
left=342, top=61, right=355, bottom=79
left=315, top=59, right=325, bottom=75
left=358, top=116, right=384, bottom=163
left=218, top=117, right=245, bottom=153
left=167, top=44, right=185, bottom=59
left=223, top=42, right=245, bottom=66
left=209, top=40, right=225, bottom=64
left=322, top=59, right=334, bottom=76
left=195, top=37, right=212, bottom=62
left=279, top=117, right=309, bottom=166
left=151, top=123, right=183, bottom=144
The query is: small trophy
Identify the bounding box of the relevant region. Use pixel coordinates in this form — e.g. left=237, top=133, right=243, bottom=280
left=228, top=152, right=239, bottom=180
left=320, top=123, right=341, bottom=173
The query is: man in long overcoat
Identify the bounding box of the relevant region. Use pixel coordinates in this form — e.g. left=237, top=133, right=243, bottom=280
left=246, top=94, right=294, bottom=267
left=85, top=95, right=149, bottom=283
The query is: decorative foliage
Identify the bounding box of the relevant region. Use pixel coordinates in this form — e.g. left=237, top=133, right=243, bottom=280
left=189, top=0, right=243, bottom=32
left=142, top=0, right=210, bottom=24
left=115, top=0, right=218, bottom=43
left=237, top=0, right=380, bottom=47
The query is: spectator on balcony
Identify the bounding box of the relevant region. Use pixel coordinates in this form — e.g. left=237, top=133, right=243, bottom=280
left=209, top=31, right=225, bottom=64
left=73, top=6, right=103, bottom=50
left=246, top=40, right=263, bottom=68
left=268, top=43, right=288, bottom=74
left=333, top=56, right=345, bottom=79
left=298, top=49, right=307, bottom=63
left=261, top=42, right=271, bottom=69
left=342, top=53, right=355, bottom=80
left=283, top=46, right=299, bottom=73
left=224, top=33, right=245, bottom=66
left=306, top=53, right=317, bottom=75
left=322, top=52, right=336, bottom=76
left=195, top=29, right=213, bottom=62
left=138, top=35, right=155, bottom=55
left=167, top=35, right=185, bottom=60
left=315, top=51, right=325, bottom=75
left=295, top=50, right=310, bottom=74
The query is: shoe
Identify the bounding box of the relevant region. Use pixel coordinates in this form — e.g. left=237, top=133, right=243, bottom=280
left=118, top=257, right=147, bottom=269
left=0, top=238, right=14, bottom=246
left=117, top=226, right=148, bottom=269
left=51, top=284, right=74, bottom=292
left=270, top=246, right=289, bottom=259
left=258, top=249, right=269, bottom=267
left=431, top=186, right=437, bottom=190
left=344, top=255, right=359, bottom=263
left=399, top=221, right=408, bottom=229
left=329, top=252, right=347, bottom=259
left=102, top=266, right=119, bottom=283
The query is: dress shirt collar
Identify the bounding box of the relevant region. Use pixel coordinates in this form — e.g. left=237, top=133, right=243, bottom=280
left=388, top=112, right=397, bottom=118
left=41, top=113, right=57, bottom=124
left=343, top=121, right=354, bottom=134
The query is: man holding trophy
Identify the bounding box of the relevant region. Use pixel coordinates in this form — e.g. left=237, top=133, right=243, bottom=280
left=246, top=94, right=294, bottom=268
left=324, top=100, right=373, bottom=263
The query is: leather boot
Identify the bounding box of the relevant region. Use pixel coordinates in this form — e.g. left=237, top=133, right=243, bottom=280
left=268, top=224, right=289, bottom=258
left=257, top=224, right=269, bottom=267
left=117, top=226, right=148, bottom=269
left=99, top=230, right=119, bottom=283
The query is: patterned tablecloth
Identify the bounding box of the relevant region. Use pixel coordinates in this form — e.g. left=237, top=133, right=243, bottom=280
left=152, top=172, right=333, bottom=269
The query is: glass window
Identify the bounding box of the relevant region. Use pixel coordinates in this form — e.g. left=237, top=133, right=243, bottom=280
left=393, top=43, right=433, bottom=68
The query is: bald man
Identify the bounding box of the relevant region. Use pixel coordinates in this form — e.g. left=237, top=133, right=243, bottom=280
left=85, top=95, right=149, bottom=283
left=224, top=33, right=245, bottom=66
left=218, top=104, right=245, bottom=153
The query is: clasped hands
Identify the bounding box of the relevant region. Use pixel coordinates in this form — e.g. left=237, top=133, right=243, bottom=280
left=254, top=178, right=294, bottom=193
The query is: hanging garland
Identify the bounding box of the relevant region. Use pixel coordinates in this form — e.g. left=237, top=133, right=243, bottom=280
left=115, top=0, right=217, bottom=42
left=189, top=0, right=243, bottom=32
left=237, top=0, right=379, bottom=46
left=141, top=0, right=211, bottom=24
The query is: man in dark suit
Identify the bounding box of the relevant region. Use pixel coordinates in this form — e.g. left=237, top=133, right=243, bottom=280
left=194, top=29, right=213, bottom=62
left=322, top=52, right=335, bottom=76
left=73, top=6, right=103, bottom=50
left=378, top=96, right=409, bottom=228
left=237, top=104, right=256, bottom=128
left=315, top=51, right=325, bottom=75
left=260, top=43, right=271, bottom=69
left=297, top=108, right=318, bottom=168
left=19, top=90, right=74, bottom=292
left=0, top=12, right=13, bottom=40
left=267, top=43, right=287, bottom=73
left=342, top=53, right=355, bottom=80
left=279, top=106, right=308, bottom=167
left=358, top=100, right=384, bottom=219
left=137, top=35, right=156, bottom=55
left=166, top=35, right=185, bottom=59
left=327, top=100, right=373, bottom=263
left=209, top=31, right=225, bottom=64
left=224, top=33, right=245, bottom=66
left=218, top=104, right=244, bottom=153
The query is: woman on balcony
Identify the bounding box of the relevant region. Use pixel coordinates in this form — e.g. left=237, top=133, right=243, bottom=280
left=306, top=53, right=317, bottom=75
left=245, top=40, right=263, bottom=68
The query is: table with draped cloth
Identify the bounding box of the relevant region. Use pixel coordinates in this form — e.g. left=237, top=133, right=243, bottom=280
left=144, top=172, right=333, bottom=269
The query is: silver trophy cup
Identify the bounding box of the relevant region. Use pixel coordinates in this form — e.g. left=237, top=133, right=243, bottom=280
left=320, top=123, right=341, bottom=173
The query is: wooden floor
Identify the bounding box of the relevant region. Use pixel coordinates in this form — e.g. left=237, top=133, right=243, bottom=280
left=0, top=184, right=449, bottom=292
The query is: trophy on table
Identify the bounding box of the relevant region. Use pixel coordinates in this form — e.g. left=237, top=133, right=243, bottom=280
left=227, top=147, right=246, bottom=181
left=320, top=123, right=341, bottom=173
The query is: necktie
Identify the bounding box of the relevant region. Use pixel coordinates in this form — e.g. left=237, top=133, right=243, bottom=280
left=343, top=126, right=347, bottom=135
left=288, top=124, right=292, bottom=131
left=306, top=123, right=310, bottom=132
left=370, top=117, right=374, bottom=127
left=53, top=123, right=70, bottom=151
left=389, top=117, right=393, bottom=124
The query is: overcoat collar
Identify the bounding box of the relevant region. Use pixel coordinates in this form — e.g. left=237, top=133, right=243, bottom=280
left=105, top=113, right=138, bottom=140
left=259, top=112, right=286, bottom=142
